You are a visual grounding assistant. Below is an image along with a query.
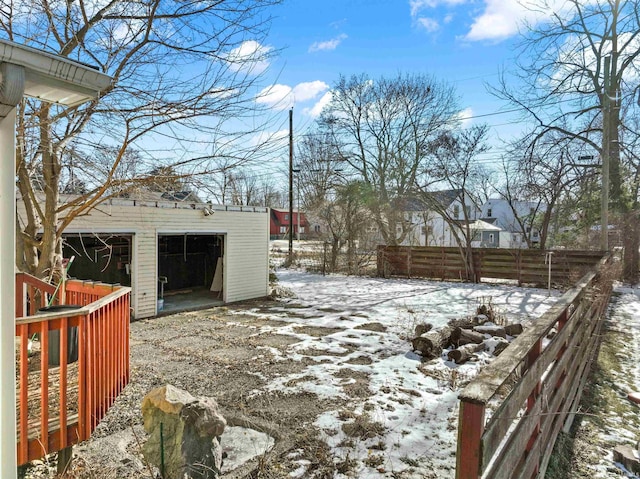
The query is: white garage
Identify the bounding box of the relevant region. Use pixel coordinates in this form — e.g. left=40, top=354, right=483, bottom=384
left=18, top=196, right=270, bottom=319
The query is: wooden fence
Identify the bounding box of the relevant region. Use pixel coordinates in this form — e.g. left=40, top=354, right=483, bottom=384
left=377, top=246, right=606, bottom=285
left=15, top=273, right=131, bottom=466
left=455, top=255, right=613, bottom=479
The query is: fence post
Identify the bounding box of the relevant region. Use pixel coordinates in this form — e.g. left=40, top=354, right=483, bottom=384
left=525, top=339, right=542, bottom=477
left=456, top=399, right=485, bottom=479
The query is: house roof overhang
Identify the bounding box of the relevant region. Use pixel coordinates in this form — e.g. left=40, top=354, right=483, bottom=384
left=0, top=39, right=112, bottom=117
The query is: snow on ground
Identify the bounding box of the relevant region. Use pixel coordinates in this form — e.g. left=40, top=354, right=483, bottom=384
left=235, top=269, right=561, bottom=478
left=611, top=285, right=640, bottom=394
left=583, top=284, right=640, bottom=479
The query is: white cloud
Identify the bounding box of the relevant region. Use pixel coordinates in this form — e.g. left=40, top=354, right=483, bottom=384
left=293, top=81, right=329, bottom=101
left=457, top=107, right=474, bottom=127
left=256, top=84, right=294, bottom=110
left=256, top=81, right=329, bottom=110
left=464, top=0, right=600, bottom=42
left=226, top=40, right=272, bottom=75
left=550, top=32, right=640, bottom=90
left=309, top=34, right=348, bottom=53
left=410, top=0, right=467, bottom=17
left=303, top=91, right=333, bottom=118
left=417, top=17, right=440, bottom=32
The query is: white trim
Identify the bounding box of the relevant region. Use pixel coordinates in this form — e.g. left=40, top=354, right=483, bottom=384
left=0, top=39, right=111, bottom=107
left=156, top=229, right=229, bottom=234
left=0, top=110, right=17, bottom=477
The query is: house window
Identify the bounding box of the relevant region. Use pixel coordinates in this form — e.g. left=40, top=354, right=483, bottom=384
left=314, top=225, right=321, bottom=233
left=453, top=204, right=460, bottom=219
left=530, top=207, right=535, bottom=216
left=487, top=208, right=492, bottom=217
left=299, top=227, right=305, bottom=233
left=284, top=214, right=289, bottom=220
left=533, top=231, right=539, bottom=238
left=279, top=226, right=286, bottom=233
left=421, top=225, right=433, bottom=236
left=489, top=233, right=495, bottom=243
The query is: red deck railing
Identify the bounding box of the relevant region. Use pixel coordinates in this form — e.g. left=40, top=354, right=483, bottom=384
left=14, top=273, right=131, bottom=465
left=455, top=256, right=613, bottom=479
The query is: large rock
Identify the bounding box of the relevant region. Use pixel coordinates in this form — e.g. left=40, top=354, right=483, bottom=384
left=613, top=444, right=640, bottom=474
left=142, top=385, right=226, bottom=479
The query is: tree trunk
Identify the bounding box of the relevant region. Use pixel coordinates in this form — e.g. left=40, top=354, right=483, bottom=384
left=412, top=325, right=454, bottom=359
left=451, top=327, right=484, bottom=347
left=330, top=237, right=340, bottom=273
left=473, top=325, right=506, bottom=338
left=36, top=105, right=64, bottom=282
left=447, top=342, right=487, bottom=364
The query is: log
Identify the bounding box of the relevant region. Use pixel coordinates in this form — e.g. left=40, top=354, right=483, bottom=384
left=493, top=340, right=510, bottom=356
left=473, top=325, right=506, bottom=338
left=451, top=327, right=484, bottom=347
left=449, top=317, right=475, bottom=329
left=414, top=323, right=433, bottom=337
left=447, top=342, right=487, bottom=364
left=504, top=323, right=524, bottom=336
left=412, top=325, right=454, bottom=359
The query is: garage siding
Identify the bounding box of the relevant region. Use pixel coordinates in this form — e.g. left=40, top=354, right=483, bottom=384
left=17, top=200, right=269, bottom=319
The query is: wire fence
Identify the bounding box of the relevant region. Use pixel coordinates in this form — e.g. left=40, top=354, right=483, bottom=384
left=270, top=241, right=378, bottom=276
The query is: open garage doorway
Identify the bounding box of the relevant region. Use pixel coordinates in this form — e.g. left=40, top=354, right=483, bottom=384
left=63, top=233, right=133, bottom=287
left=157, top=233, right=224, bottom=314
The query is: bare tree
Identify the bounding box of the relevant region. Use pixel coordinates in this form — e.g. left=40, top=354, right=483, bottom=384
left=418, top=125, right=491, bottom=281
left=492, top=0, right=640, bottom=277
left=499, top=130, right=589, bottom=249
left=494, top=0, right=640, bottom=207
left=319, top=73, right=460, bottom=246
left=8, top=0, right=281, bottom=280
left=294, top=133, right=370, bottom=273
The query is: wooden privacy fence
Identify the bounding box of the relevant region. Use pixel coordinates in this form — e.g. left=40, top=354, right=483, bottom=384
left=455, top=255, right=613, bottom=479
left=14, top=273, right=131, bottom=465
left=377, top=246, right=606, bottom=285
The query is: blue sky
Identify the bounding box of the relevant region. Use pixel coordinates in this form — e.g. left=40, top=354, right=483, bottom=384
left=265, top=0, right=544, bottom=135
left=237, top=0, right=570, bottom=170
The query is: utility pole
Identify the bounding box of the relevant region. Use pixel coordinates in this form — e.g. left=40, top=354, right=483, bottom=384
left=288, top=108, right=294, bottom=260
left=601, top=55, right=611, bottom=251
left=297, top=174, right=300, bottom=242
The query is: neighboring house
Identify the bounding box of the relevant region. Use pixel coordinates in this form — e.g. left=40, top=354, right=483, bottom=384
left=270, top=208, right=310, bottom=240
left=480, top=198, right=547, bottom=248
left=401, top=190, right=482, bottom=247
left=467, top=220, right=502, bottom=248
left=17, top=194, right=270, bottom=319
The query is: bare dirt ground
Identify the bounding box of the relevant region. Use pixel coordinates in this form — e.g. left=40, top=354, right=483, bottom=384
left=25, top=298, right=376, bottom=479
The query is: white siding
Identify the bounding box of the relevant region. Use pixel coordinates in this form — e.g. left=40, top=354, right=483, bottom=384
left=17, top=200, right=269, bottom=319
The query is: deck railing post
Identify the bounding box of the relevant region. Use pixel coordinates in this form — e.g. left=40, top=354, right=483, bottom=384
left=525, top=339, right=542, bottom=477
left=456, top=399, right=485, bottom=479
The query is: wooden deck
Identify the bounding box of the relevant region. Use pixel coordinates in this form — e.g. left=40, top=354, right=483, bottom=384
left=15, top=273, right=131, bottom=466
left=16, top=351, right=79, bottom=437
